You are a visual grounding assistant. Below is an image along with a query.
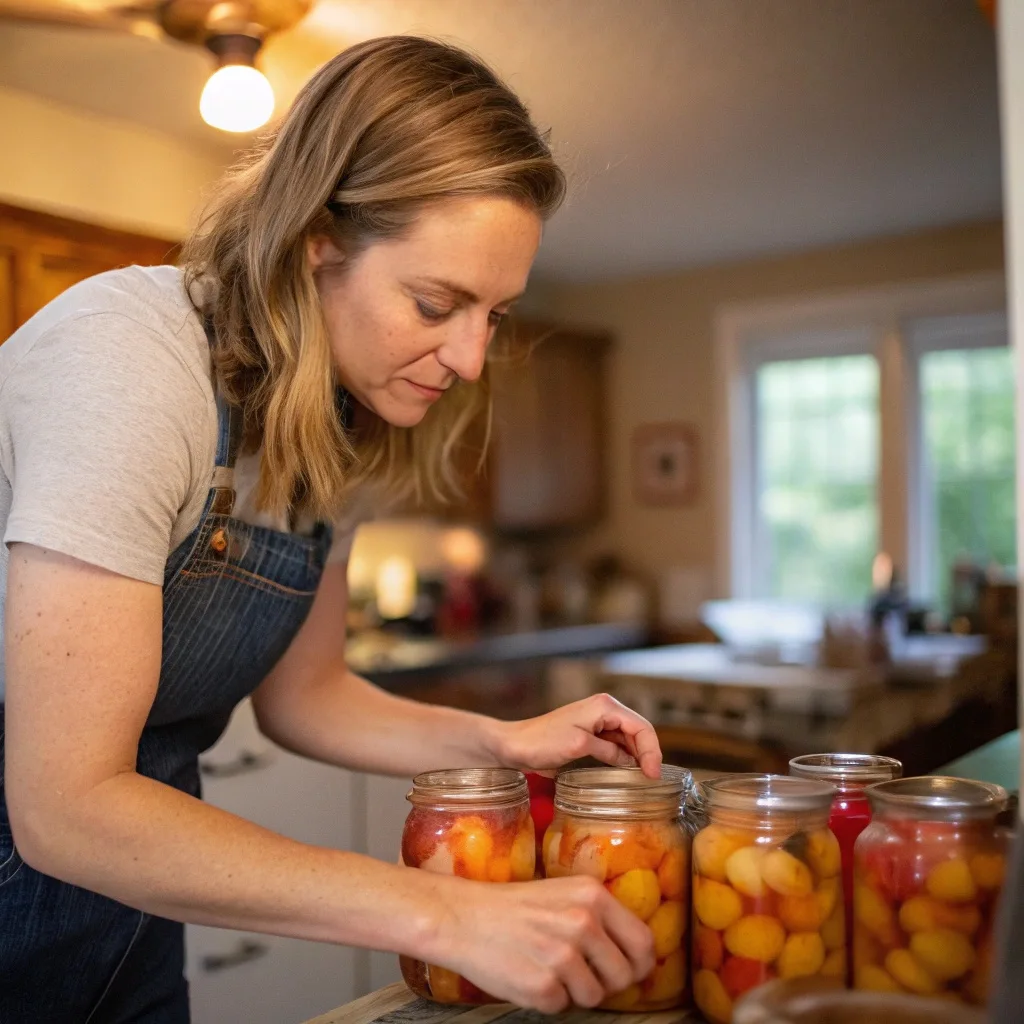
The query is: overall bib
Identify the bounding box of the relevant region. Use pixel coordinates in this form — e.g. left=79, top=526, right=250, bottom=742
left=0, top=354, right=333, bottom=1023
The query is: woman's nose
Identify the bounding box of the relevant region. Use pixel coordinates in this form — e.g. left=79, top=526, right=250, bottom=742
left=436, top=318, right=491, bottom=383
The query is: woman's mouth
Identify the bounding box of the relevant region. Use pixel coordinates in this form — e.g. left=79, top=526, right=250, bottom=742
left=406, top=380, right=447, bottom=401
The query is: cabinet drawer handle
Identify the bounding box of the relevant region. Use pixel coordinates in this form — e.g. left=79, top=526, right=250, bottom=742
left=201, top=939, right=268, bottom=972
left=199, top=749, right=272, bottom=779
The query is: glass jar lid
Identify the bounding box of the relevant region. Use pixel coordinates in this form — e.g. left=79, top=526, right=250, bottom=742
left=867, top=776, right=1008, bottom=821
left=407, top=767, right=528, bottom=810
left=789, top=753, right=903, bottom=792
left=702, top=773, right=836, bottom=815
left=555, top=765, right=691, bottom=819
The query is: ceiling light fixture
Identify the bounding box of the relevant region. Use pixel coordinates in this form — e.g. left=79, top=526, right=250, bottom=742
left=199, top=31, right=274, bottom=133
left=0, top=1, right=312, bottom=135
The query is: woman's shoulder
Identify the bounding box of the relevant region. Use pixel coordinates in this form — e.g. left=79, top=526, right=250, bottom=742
left=1, top=264, right=213, bottom=397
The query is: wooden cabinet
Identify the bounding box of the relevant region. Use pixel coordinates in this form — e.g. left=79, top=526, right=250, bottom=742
left=429, top=321, right=611, bottom=533
left=0, top=202, right=176, bottom=335
left=489, top=323, right=609, bottom=532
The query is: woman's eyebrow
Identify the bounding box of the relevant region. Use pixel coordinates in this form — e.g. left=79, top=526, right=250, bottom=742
left=415, top=276, right=524, bottom=306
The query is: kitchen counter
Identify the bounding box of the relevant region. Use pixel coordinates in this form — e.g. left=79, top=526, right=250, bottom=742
left=302, top=981, right=699, bottom=1024
left=347, top=622, right=649, bottom=688
left=597, top=643, right=1013, bottom=771
left=935, top=729, right=1020, bottom=792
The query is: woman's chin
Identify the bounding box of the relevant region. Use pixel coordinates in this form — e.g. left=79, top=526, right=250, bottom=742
left=374, top=401, right=429, bottom=429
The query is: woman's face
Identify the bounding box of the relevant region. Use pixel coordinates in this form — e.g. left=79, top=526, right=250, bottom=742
left=310, top=196, right=543, bottom=428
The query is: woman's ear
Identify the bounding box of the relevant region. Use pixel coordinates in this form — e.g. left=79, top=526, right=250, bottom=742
left=306, top=234, right=344, bottom=271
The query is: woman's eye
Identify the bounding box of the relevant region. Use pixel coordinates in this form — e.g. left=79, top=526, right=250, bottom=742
left=488, top=310, right=507, bottom=327
left=416, top=300, right=449, bottom=322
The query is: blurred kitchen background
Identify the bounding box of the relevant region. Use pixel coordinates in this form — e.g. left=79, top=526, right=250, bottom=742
left=1, top=0, right=1021, bottom=1019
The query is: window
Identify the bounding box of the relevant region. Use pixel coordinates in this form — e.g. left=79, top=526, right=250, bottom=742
left=718, top=275, right=1011, bottom=612
left=912, top=316, right=1016, bottom=611
left=754, top=355, right=879, bottom=604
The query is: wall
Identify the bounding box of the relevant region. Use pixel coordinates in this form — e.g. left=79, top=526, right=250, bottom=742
left=538, top=219, right=1006, bottom=615
left=0, top=86, right=225, bottom=240
left=996, top=0, right=1023, bottom=773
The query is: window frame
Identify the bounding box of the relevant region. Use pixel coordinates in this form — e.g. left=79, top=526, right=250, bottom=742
left=714, top=272, right=1007, bottom=604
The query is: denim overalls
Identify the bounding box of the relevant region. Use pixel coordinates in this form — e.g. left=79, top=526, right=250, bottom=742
left=0, top=339, right=334, bottom=1023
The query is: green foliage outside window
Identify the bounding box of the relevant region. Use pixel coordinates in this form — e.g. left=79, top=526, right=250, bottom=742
left=921, top=346, right=1016, bottom=611
left=756, top=356, right=879, bottom=607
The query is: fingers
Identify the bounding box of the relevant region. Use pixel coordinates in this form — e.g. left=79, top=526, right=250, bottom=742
left=577, top=925, right=636, bottom=996
left=631, top=725, right=663, bottom=778
left=591, top=697, right=663, bottom=779
left=552, top=884, right=649, bottom=1007
left=599, top=890, right=657, bottom=980
left=582, top=732, right=637, bottom=768
left=559, top=951, right=606, bottom=1008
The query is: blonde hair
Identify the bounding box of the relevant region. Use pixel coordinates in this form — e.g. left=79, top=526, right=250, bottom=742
left=182, top=36, right=565, bottom=520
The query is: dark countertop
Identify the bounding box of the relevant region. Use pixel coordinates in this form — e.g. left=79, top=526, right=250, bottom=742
left=347, top=621, right=649, bottom=686
left=935, top=730, right=1020, bottom=792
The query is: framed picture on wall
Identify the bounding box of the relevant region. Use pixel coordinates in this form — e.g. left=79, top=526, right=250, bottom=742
left=631, top=422, right=699, bottom=506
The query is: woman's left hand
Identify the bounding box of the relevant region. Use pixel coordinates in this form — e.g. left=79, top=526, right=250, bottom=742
left=494, top=693, right=662, bottom=779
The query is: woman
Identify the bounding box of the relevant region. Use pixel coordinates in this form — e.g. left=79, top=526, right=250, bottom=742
left=0, top=36, right=661, bottom=1024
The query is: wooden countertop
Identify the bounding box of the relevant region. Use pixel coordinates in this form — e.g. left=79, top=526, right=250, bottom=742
left=301, top=982, right=699, bottom=1024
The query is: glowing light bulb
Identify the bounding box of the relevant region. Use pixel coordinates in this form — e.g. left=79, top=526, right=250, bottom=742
left=200, top=64, right=274, bottom=133
left=376, top=556, right=417, bottom=620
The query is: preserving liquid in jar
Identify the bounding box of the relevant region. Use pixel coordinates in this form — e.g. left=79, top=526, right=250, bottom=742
left=544, top=765, right=693, bottom=1012
left=790, top=753, right=902, bottom=984
left=852, top=776, right=1008, bottom=1008
left=400, top=767, right=534, bottom=1004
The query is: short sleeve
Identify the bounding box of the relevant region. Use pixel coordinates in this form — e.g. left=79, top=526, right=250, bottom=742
left=326, top=487, right=378, bottom=565
left=1, top=313, right=211, bottom=585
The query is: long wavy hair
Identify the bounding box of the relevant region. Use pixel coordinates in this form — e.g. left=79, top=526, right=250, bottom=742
left=182, top=35, right=565, bottom=520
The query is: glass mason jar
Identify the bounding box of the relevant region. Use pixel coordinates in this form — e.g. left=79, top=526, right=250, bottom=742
left=399, top=768, right=535, bottom=1004
left=543, top=765, right=693, bottom=1012
left=733, top=976, right=986, bottom=1024
left=790, top=753, right=902, bottom=983
left=853, top=776, right=1008, bottom=1007
left=691, top=774, right=842, bottom=1024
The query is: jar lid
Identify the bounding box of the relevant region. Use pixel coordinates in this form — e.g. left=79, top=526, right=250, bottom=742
left=555, top=765, right=691, bottom=819
left=407, top=767, right=528, bottom=809
left=702, top=773, right=835, bottom=815
left=867, top=776, right=1008, bottom=819
left=790, top=753, right=903, bottom=791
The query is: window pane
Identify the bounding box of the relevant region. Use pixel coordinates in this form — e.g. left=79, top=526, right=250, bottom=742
left=755, top=355, right=879, bottom=606
left=920, top=346, right=1016, bottom=609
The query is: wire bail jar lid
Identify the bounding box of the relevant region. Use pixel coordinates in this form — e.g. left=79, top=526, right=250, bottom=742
left=866, top=776, right=1008, bottom=821
left=789, top=753, right=903, bottom=792
left=555, top=765, right=692, bottom=819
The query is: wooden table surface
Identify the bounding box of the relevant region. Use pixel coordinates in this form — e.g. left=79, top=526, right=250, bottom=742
left=302, top=982, right=700, bottom=1024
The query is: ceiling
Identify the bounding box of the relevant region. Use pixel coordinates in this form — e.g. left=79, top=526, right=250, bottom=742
left=0, top=0, right=1003, bottom=282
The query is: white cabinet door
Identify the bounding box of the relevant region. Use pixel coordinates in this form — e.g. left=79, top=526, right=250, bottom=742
left=186, top=701, right=357, bottom=1024
left=187, top=927, right=354, bottom=1024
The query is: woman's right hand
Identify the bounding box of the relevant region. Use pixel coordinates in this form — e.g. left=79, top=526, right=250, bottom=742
left=431, top=874, right=656, bottom=1013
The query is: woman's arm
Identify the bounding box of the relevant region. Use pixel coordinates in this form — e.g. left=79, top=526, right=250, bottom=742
left=251, top=562, right=662, bottom=778
left=4, top=543, right=654, bottom=1011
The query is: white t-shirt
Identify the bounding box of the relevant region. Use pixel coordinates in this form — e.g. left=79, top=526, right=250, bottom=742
left=0, top=265, right=365, bottom=700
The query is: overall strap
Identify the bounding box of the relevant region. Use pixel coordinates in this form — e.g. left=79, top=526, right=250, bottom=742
left=204, top=316, right=241, bottom=516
